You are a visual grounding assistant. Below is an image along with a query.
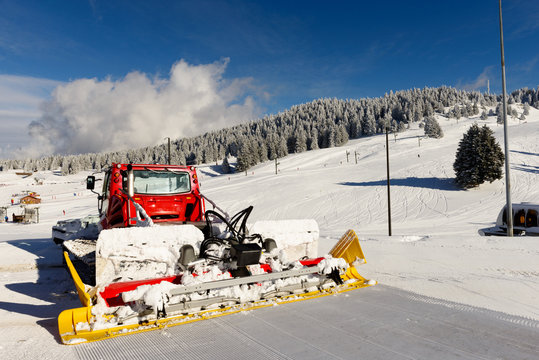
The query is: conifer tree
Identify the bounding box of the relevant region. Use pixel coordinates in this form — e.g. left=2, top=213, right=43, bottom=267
left=423, top=117, right=443, bottom=138
left=453, top=123, right=504, bottom=188
left=523, top=103, right=530, bottom=116
left=221, top=157, right=231, bottom=174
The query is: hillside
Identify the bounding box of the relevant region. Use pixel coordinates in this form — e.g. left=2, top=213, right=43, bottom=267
left=2, top=86, right=539, bottom=176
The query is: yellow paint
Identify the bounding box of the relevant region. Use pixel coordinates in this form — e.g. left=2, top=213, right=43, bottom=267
left=330, top=229, right=366, bottom=265
left=63, top=252, right=91, bottom=307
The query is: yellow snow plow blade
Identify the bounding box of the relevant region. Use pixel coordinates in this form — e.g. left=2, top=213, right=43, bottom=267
left=58, top=230, right=373, bottom=345
left=330, top=229, right=366, bottom=265
left=63, top=252, right=91, bottom=307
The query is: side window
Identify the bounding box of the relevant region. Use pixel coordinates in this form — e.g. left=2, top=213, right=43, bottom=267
left=526, top=210, right=538, bottom=228
left=103, top=171, right=111, bottom=199
left=514, top=209, right=526, bottom=227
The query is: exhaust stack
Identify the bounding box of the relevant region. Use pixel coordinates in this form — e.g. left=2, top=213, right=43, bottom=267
left=127, top=164, right=134, bottom=198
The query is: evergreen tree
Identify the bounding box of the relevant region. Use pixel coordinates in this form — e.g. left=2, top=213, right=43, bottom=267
left=523, top=103, right=530, bottom=116
left=423, top=117, right=444, bottom=138
left=235, top=139, right=258, bottom=172
left=453, top=123, right=504, bottom=188
left=335, top=125, right=349, bottom=146
left=472, top=102, right=479, bottom=115
left=294, top=129, right=307, bottom=153
left=480, top=111, right=488, bottom=120
left=235, top=143, right=251, bottom=172
left=478, top=125, right=504, bottom=183
left=454, top=105, right=462, bottom=120
left=221, top=157, right=231, bottom=174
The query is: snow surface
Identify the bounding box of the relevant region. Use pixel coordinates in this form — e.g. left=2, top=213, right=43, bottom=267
left=1, top=105, right=539, bottom=358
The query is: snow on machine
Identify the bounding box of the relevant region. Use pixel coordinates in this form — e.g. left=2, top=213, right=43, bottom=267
left=479, top=202, right=539, bottom=236
left=52, top=215, right=100, bottom=245
left=57, top=163, right=375, bottom=344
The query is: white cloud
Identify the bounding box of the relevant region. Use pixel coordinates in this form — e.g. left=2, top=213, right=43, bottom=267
left=25, top=59, right=260, bottom=157
left=0, top=74, right=61, bottom=159
left=456, top=66, right=494, bottom=92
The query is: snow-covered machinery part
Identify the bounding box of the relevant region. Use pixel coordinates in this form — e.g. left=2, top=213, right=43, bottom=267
left=58, top=206, right=374, bottom=345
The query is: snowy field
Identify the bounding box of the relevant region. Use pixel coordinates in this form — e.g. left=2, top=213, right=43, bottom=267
left=1, top=106, right=538, bottom=358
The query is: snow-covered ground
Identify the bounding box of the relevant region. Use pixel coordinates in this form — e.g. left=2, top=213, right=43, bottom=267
left=1, top=106, right=538, bottom=358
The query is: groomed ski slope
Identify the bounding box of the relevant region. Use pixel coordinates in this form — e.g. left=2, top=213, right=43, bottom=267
left=0, top=105, right=538, bottom=359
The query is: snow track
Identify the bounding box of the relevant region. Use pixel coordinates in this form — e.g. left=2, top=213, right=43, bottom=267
left=73, top=286, right=539, bottom=360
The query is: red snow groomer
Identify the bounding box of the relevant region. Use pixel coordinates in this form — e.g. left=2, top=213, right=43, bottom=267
left=58, top=163, right=375, bottom=344
left=92, top=163, right=206, bottom=229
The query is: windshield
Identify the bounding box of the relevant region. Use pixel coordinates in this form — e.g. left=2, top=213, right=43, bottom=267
left=127, top=170, right=191, bottom=195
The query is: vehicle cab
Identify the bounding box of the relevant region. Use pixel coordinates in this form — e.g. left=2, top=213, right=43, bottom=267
left=87, top=163, right=205, bottom=229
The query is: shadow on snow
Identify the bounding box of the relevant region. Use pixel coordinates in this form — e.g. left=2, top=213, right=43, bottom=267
left=512, top=164, right=539, bottom=174
left=1, top=237, right=79, bottom=343
left=510, top=150, right=539, bottom=157
left=339, top=177, right=459, bottom=191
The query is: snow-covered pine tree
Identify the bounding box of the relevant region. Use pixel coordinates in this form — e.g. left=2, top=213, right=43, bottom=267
left=523, top=103, right=530, bottom=116
left=294, top=129, right=307, bottom=153
left=472, top=102, right=479, bottom=115
left=335, top=124, right=349, bottom=146
left=221, top=157, right=231, bottom=174
left=454, top=105, right=462, bottom=120
left=423, top=117, right=443, bottom=138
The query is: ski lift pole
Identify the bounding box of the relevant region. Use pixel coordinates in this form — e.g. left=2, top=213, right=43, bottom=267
left=499, top=0, right=513, bottom=237
left=165, top=137, right=171, bottom=165
left=385, top=127, right=392, bottom=236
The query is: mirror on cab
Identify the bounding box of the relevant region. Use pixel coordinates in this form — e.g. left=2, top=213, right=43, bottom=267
left=87, top=175, right=96, bottom=190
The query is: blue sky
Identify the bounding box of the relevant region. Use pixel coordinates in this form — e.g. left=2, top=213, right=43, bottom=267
left=1, top=0, right=538, bottom=158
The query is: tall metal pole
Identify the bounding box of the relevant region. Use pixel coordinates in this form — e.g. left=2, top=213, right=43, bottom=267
left=165, top=137, right=171, bottom=165
left=385, top=127, right=392, bottom=236
left=499, top=0, right=513, bottom=237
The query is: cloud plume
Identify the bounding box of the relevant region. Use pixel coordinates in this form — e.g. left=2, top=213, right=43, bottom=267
left=457, top=66, right=494, bottom=92
left=28, top=59, right=259, bottom=156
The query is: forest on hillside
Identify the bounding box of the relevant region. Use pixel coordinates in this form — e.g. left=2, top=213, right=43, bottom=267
left=1, top=86, right=538, bottom=175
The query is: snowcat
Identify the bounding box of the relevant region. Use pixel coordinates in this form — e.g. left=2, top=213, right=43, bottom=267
left=479, top=202, right=539, bottom=236
left=57, top=163, right=375, bottom=344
